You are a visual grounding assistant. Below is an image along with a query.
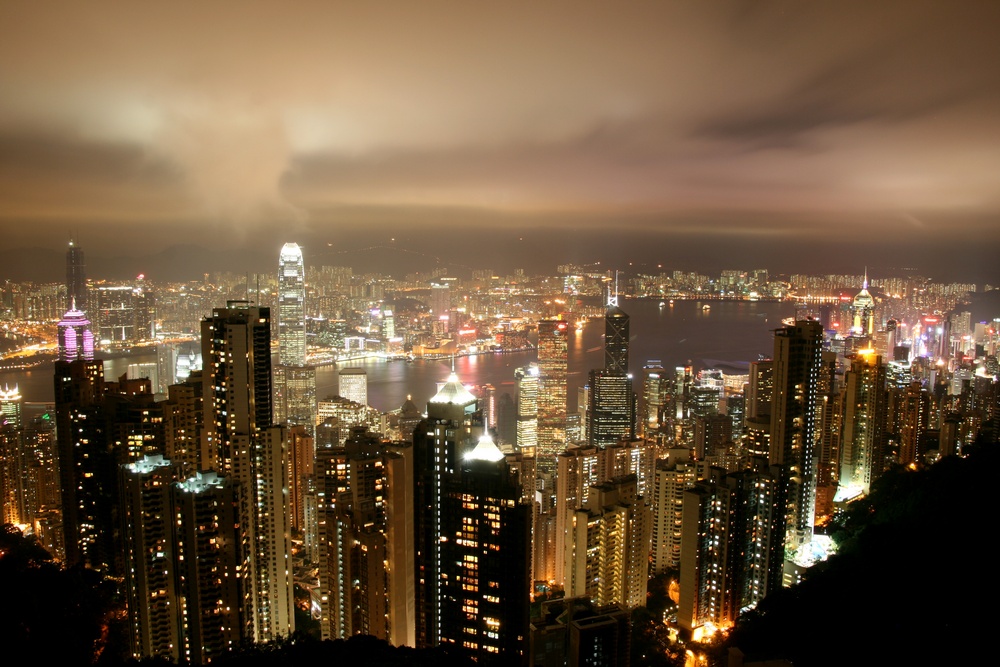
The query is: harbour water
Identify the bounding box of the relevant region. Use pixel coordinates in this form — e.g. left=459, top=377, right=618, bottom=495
left=2, top=298, right=796, bottom=413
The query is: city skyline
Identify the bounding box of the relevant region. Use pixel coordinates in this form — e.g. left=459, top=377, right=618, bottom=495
left=1, top=2, right=998, bottom=284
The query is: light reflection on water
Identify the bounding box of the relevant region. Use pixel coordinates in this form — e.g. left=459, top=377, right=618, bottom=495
left=2, top=298, right=796, bottom=413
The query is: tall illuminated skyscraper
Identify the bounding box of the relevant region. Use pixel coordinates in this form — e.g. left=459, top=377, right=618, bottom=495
left=514, top=363, right=539, bottom=453
left=412, top=370, right=481, bottom=649
left=770, top=319, right=823, bottom=548
left=201, top=301, right=294, bottom=643
left=278, top=243, right=306, bottom=367
left=0, top=384, right=24, bottom=526
left=839, top=349, right=887, bottom=496
left=537, top=319, right=568, bottom=474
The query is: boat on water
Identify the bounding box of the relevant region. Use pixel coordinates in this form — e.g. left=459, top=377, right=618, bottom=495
left=659, top=301, right=665, bottom=308
left=702, top=304, right=710, bottom=311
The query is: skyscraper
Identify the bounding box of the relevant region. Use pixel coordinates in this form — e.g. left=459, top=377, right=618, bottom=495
left=586, top=297, right=636, bottom=448
left=537, top=319, right=568, bottom=474
left=413, top=370, right=481, bottom=649
left=278, top=242, right=306, bottom=367
left=66, top=238, right=87, bottom=313
left=770, top=319, right=823, bottom=548
left=439, top=434, right=531, bottom=663
left=201, top=301, right=294, bottom=643
left=514, top=363, right=539, bottom=453
left=839, top=349, right=887, bottom=496
left=120, top=455, right=179, bottom=662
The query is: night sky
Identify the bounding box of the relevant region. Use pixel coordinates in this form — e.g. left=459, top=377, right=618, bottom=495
left=1, top=2, right=998, bottom=282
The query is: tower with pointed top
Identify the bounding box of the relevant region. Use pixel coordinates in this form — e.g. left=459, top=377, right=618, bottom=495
left=66, top=239, right=88, bottom=314
left=850, top=270, right=876, bottom=339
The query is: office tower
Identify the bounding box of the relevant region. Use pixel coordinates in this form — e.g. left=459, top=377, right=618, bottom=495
left=530, top=597, right=630, bottom=667
left=770, top=320, right=823, bottom=548
left=553, top=445, right=599, bottom=586
left=278, top=242, right=306, bottom=367
left=412, top=370, right=481, bottom=649
left=537, top=319, right=568, bottom=474
left=439, top=434, right=531, bottom=663
left=479, top=383, right=498, bottom=430
left=120, top=455, right=179, bottom=662
left=274, top=365, right=317, bottom=438
left=604, top=296, right=629, bottom=374
left=174, top=471, right=241, bottom=665
left=694, top=414, right=732, bottom=461
left=564, top=475, right=650, bottom=610
left=496, top=392, right=517, bottom=446
left=317, top=426, right=415, bottom=646
left=338, top=366, right=368, bottom=406
left=650, top=457, right=698, bottom=575
left=58, top=303, right=95, bottom=362
left=92, top=283, right=156, bottom=348
left=641, top=361, right=668, bottom=434
left=201, top=301, right=294, bottom=643
left=850, top=271, right=876, bottom=339
left=587, top=369, right=636, bottom=448
left=429, top=281, right=451, bottom=325
left=744, top=360, right=774, bottom=459
left=66, top=238, right=88, bottom=313
left=0, top=384, right=24, bottom=526
left=840, top=350, right=888, bottom=496
left=677, top=463, right=786, bottom=639
left=587, top=299, right=637, bottom=449
left=515, top=363, right=539, bottom=452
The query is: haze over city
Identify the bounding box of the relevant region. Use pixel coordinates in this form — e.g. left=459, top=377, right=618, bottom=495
left=1, top=1, right=998, bottom=283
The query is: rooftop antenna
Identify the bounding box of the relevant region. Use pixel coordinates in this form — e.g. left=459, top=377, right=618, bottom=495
left=608, top=270, right=619, bottom=308
left=863, top=266, right=869, bottom=290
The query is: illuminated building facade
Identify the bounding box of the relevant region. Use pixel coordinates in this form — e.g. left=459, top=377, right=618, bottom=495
left=839, top=350, right=887, bottom=496
left=412, top=371, right=481, bottom=649
left=120, top=455, right=179, bottom=662
left=200, top=301, right=294, bottom=643
left=587, top=369, right=636, bottom=449
left=0, top=384, right=24, bottom=526
left=58, top=304, right=95, bottom=362
left=92, top=282, right=155, bottom=348
left=317, top=426, right=415, bottom=646
left=338, top=367, right=368, bottom=406
left=278, top=242, right=306, bottom=367
left=769, top=320, right=822, bottom=548
left=678, top=463, right=786, bottom=639
left=439, top=434, right=531, bottom=664
left=66, top=238, right=88, bottom=313
left=537, top=319, right=568, bottom=474
left=553, top=445, right=600, bottom=586
left=564, top=475, right=650, bottom=611
left=515, top=363, right=539, bottom=452
left=650, top=457, right=698, bottom=575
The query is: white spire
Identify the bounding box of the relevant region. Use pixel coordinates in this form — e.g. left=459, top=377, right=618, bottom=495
left=465, top=433, right=505, bottom=462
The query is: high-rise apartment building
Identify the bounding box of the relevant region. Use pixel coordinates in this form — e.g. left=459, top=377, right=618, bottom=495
left=553, top=445, right=600, bottom=586
left=317, top=426, right=414, bottom=646
left=563, top=475, right=650, bottom=611
left=338, top=367, right=368, bottom=406
left=413, top=371, right=481, bottom=648
left=769, top=320, right=823, bottom=548
left=200, top=301, right=294, bottom=643
left=839, top=349, right=887, bottom=496
left=120, top=455, right=179, bottom=662
left=439, top=434, right=531, bottom=664
left=677, top=462, right=786, bottom=639
left=650, top=456, right=698, bottom=575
